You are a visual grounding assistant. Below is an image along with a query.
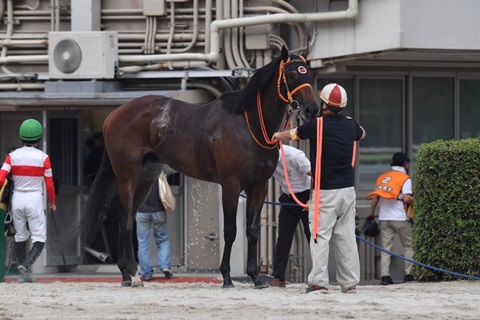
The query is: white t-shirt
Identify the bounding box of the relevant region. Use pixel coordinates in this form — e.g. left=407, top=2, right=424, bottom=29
left=378, top=166, right=412, bottom=221
left=273, top=145, right=311, bottom=194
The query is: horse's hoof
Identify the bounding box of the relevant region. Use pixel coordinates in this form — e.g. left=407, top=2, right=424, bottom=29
left=254, top=283, right=268, bottom=290
left=221, top=284, right=235, bottom=289
left=121, top=280, right=132, bottom=287
left=132, top=281, right=144, bottom=288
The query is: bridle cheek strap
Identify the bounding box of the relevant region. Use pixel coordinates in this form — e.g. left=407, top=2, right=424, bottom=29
left=277, top=61, right=313, bottom=108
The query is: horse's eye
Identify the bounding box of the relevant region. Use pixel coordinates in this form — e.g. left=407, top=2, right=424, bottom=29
left=287, top=71, right=297, bottom=81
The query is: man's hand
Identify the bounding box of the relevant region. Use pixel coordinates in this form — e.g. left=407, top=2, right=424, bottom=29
left=50, top=204, right=57, bottom=213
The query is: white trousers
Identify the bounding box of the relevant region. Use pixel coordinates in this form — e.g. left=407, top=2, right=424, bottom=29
left=308, top=187, right=360, bottom=290
left=12, top=191, right=46, bottom=243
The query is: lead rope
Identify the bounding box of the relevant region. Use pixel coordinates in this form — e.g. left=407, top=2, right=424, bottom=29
left=279, top=118, right=358, bottom=243
left=312, top=117, right=323, bottom=243
left=278, top=140, right=309, bottom=208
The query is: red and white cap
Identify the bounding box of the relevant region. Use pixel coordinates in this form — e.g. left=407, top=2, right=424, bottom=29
left=318, top=83, right=347, bottom=108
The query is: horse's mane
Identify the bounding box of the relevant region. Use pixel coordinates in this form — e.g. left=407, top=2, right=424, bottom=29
left=220, top=55, right=283, bottom=114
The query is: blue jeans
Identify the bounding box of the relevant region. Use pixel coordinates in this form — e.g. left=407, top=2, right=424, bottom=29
left=135, top=211, right=171, bottom=279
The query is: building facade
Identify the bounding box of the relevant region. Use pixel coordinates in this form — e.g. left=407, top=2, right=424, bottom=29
left=0, top=0, right=478, bottom=282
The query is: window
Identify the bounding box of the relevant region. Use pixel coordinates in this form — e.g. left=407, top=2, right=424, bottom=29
left=412, top=77, right=454, bottom=154
left=459, top=79, right=480, bottom=138
left=357, top=78, right=403, bottom=193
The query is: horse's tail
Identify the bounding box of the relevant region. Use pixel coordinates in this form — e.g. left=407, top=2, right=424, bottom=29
left=81, top=150, right=118, bottom=247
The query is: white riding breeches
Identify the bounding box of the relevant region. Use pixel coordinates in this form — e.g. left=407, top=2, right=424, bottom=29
left=12, top=191, right=46, bottom=243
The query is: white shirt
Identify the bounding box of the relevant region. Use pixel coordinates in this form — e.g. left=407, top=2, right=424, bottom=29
left=378, top=166, right=412, bottom=221
left=273, top=145, right=311, bottom=194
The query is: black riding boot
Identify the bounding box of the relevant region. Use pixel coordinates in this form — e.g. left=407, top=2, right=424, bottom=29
left=18, top=241, right=44, bottom=283
left=23, top=241, right=44, bottom=269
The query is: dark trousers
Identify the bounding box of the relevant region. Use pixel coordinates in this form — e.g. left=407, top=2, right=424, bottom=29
left=273, top=189, right=311, bottom=281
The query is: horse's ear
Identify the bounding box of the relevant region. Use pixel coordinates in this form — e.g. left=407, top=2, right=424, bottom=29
left=301, top=45, right=310, bottom=61
left=281, top=45, right=289, bottom=62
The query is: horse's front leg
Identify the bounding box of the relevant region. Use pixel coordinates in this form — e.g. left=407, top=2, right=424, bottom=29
left=219, top=185, right=242, bottom=288
left=245, top=183, right=269, bottom=289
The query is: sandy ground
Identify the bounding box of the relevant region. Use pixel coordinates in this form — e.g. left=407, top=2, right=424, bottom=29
left=0, top=279, right=479, bottom=319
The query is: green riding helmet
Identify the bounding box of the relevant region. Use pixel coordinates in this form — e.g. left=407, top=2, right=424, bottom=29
left=19, top=119, right=43, bottom=142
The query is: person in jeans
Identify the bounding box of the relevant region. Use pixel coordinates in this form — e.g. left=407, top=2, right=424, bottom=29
left=268, top=145, right=311, bottom=288
left=136, top=181, right=172, bottom=281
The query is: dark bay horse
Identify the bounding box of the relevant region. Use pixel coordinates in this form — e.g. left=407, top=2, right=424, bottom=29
left=82, top=46, right=318, bottom=288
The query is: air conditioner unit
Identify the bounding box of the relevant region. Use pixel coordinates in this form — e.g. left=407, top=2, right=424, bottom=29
left=48, top=31, right=118, bottom=79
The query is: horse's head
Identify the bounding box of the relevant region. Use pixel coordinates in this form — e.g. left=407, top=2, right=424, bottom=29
left=278, top=46, right=319, bottom=120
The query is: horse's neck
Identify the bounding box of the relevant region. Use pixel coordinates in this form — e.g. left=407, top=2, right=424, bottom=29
left=256, top=93, right=285, bottom=133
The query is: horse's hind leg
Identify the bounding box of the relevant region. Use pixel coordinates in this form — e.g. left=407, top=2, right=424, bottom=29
left=115, top=180, right=143, bottom=287
left=116, top=195, right=143, bottom=287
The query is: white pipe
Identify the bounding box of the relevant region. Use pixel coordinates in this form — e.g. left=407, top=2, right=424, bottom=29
left=50, top=0, right=54, bottom=31
left=0, top=40, right=45, bottom=46
left=222, top=0, right=235, bottom=69
left=144, top=17, right=150, bottom=54
left=0, top=83, right=45, bottom=90
left=166, top=2, right=175, bottom=69
left=0, top=0, right=359, bottom=67
left=120, top=0, right=358, bottom=64
left=1, top=0, right=14, bottom=74
left=230, top=0, right=245, bottom=68
left=214, top=0, right=225, bottom=69
left=14, top=0, right=40, bottom=11
left=54, top=0, right=60, bottom=31
left=0, top=55, right=49, bottom=63
left=243, top=7, right=305, bottom=50
left=174, top=0, right=199, bottom=53
left=238, top=0, right=250, bottom=69
left=204, top=0, right=212, bottom=54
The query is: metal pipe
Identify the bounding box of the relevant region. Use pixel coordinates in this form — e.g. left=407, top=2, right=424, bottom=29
left=0, top=83, right=45, bottom=90
left=0, top=0, right=359, bottom=66
left=230, top=0, right=245, bottom=68
left=55, top=0, right=60, bottom=31
left=238, top=0, right=250, bottom=68
left=176, top=0, right=199, bottom=53
left=0, top=40, right=45, bottom=46
left=205, top=0, right=212, bottom=54
left=222, top=0, right=235, bottom=69
left=1, top=0, right=15, bottom=74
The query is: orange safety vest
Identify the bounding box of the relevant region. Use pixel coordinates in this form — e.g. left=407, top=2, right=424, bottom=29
left=366, top=170, right=409, bottom=200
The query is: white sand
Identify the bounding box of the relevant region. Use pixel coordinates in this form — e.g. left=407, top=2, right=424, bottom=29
left=1, top=280, right=479, bottom=319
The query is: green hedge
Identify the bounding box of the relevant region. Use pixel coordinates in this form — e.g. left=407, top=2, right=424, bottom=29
left=413, top=138, right=480, bottom=281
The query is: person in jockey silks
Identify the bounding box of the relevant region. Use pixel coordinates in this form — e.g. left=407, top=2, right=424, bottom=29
left=367, top=152, right=414, bottom=285
left=268, top=145, right=311, bottom=288
left=273, top=83, right=366, bottom=294
left=0, top=119, right=57, bottom=283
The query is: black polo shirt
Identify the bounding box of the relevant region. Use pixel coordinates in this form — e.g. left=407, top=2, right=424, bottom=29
left=297, top=114, right=363, bottom=190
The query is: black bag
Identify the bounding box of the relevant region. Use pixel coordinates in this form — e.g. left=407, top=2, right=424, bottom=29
left=362, top=217, right=379, bottom=237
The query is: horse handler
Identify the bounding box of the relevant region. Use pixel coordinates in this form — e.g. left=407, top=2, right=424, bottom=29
left=273, top=83, right=366, bottom=294
left=0, top=119, right=57, bottom=283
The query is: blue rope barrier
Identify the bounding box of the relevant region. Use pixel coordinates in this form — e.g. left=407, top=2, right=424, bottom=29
left=241, top=193, right=480, bottom=281
left=356, top=236, right=480, bottom=281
